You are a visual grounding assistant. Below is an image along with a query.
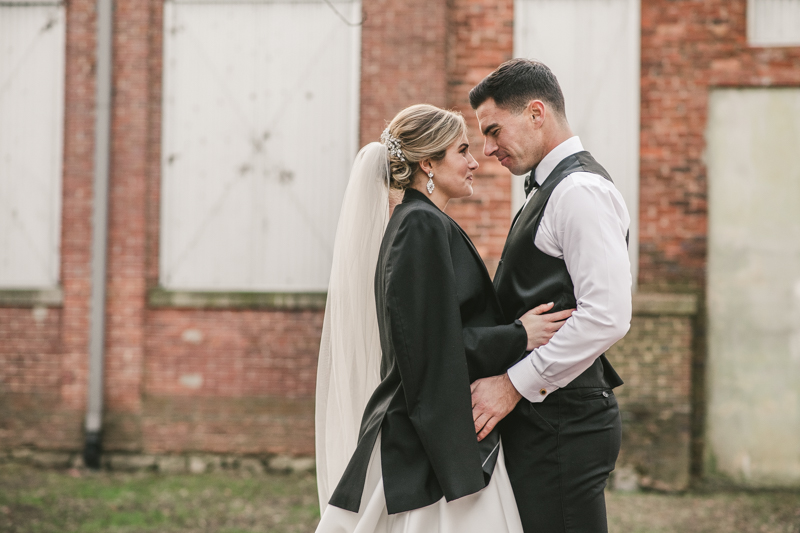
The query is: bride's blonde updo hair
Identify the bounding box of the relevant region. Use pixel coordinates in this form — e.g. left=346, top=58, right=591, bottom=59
left=381, top=104, right=467, bottom=191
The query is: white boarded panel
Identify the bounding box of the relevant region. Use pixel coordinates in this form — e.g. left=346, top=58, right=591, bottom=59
left=706, top=88, right=800, bottom=485
left=748, top=0, right=800, bottom=46
left=0, top=2, right=65, bottom=289
left=161, top=0, right=360, bottom=292
left=514, top=0, right=640, bottom=287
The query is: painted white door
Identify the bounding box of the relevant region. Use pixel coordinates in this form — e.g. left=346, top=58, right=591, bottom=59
left=748, top=0, right=800, bottom=46
left=0, top=1, right=65, bottom=289
left=706, top=88, right=800, bottom=485
left=514, top=0, right=640, bottom=286
left=161, top=0, right=361, bottom=292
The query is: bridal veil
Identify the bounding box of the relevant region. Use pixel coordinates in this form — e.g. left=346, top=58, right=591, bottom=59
left=315, top=142, right=391, bottom=512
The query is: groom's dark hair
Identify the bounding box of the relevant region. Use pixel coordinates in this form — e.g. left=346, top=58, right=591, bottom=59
left=469, top=58, right=566, bottom=118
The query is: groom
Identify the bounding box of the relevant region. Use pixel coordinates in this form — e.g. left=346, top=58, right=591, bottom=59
left=469, top=59, right=632, bottom=532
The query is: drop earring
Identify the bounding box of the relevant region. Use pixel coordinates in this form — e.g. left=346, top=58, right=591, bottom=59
left=426, top=172, right=435, bottom=194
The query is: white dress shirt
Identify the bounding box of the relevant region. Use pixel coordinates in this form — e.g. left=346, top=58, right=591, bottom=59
left=506, top=136, right=633, bottom=403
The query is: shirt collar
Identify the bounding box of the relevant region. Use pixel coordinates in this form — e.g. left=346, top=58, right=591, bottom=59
left=533, top=136, right=584, bottom=187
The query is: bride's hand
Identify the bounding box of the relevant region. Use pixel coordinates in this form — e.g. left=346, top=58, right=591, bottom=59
left=518, top=302, right=575, bottom=351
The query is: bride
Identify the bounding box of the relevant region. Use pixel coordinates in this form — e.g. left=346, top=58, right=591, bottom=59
left=315, top=104, right=572, bottom=533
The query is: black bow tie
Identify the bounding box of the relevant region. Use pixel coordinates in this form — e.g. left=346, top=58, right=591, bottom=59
left=523, top=171, right=540, bottom=197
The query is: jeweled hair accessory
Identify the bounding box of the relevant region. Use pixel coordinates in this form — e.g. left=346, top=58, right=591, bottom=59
left=380, top=127, right=405, bottom=162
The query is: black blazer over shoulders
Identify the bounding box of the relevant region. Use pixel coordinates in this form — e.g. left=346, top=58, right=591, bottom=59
left=328, top=188, right=527, bottom=515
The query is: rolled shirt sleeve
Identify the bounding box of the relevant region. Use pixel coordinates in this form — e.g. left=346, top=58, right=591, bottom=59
left=507, top=172, right=633, bottom=403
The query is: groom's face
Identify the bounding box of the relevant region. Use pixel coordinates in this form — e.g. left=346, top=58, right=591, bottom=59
left=475, top=98, right=543, bottom=176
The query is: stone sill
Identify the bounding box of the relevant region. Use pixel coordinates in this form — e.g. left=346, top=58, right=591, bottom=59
left=632, top=293, right=698, bottom=316
left=148, top=287, right=327, bottom=310
left=148, top=289, right=696, bottom=315
left=0, top=288, right=63, bottom=308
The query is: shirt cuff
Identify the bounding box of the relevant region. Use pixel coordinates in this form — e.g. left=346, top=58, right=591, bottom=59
left=507, top=353, right=560, bottom=403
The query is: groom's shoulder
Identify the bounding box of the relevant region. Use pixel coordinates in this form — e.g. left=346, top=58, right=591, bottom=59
left=560, top=153, right=619, bottom=195
left=555, top=171, right=626, bottom=203
left=552, top=171, right=630, bottom=224
left=562, top=171, right=615, bottom=189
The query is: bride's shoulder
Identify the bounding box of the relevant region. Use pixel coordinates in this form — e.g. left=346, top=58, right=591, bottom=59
left=394, top=200, right=447, bottom=224
left=390, top=201, right=451, bottom=240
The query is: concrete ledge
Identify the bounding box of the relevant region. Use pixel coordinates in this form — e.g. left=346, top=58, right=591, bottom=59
left=1, top=448, right=315, bottom=474
left=148, top=288, right=326, bottom=310
left=6, top=449, right=74, bottom=468
left=0, top=288, right=63, bottom=308
left=632, top=293, right=698, bottom=316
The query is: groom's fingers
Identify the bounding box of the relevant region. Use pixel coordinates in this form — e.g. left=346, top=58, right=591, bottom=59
left=477, top=418, right=497, bottom=441
left=471, top=379, right=485, bottom=407
left=473, top=412, right=489, bottom=434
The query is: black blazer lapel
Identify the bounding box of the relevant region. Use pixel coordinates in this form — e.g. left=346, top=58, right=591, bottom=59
left=403, top=189, right=495, bottom=290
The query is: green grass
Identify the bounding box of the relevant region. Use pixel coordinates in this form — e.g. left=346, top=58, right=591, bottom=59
left=0, top=462, right=797, bottom=532
left=0, top=463, right=319, bottom=533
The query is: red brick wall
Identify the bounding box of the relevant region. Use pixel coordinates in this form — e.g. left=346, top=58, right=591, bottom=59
left=144, top=310, right=320, bottom=399
left=137, top=310, right=319, bottom=455
left=0, top=308, right=61, bottom=395
left=359, top=0, right=449, bottom=144
left=60, top=0, right=96, bottom=414
left=639, top=0, right=800, bottom=291
left=0, top=308, right=69, bottom=449
left=446, top=0, right=515, bottom=273
left=105, top=0, right=150, bottom=422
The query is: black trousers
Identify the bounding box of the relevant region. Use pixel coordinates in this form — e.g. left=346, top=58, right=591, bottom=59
left=500, top=387, right=622, bottom=533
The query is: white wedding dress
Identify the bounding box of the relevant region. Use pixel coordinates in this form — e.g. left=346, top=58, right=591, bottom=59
left=316, top=434, right=523, bottom=533
left=315, top=143, right=523, bottom=533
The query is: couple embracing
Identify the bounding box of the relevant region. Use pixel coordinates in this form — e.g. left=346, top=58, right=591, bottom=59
left=315, top=59, right=632, bottom=533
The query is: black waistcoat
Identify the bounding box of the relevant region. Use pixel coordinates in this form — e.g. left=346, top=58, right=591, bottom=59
left=493, top=151, right=623, bottom=390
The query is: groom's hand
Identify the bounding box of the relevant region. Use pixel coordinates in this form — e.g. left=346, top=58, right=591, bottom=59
left=471, top=373, right=523, bottom=442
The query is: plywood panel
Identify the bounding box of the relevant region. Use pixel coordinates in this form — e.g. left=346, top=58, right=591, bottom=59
left=161, top=0, right=361, bottom=291
left=706, top=88, right=800, bottom=485
left=748, top=0, right=800, bottom=46
left=0, top=2, right=65, bottom=288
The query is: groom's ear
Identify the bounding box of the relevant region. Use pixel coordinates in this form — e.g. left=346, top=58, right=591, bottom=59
left=527, top=100, right=546, bottom=127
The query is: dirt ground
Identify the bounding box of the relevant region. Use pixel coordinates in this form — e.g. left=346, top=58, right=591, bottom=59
left=0, top=462, right=798, bottom=533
